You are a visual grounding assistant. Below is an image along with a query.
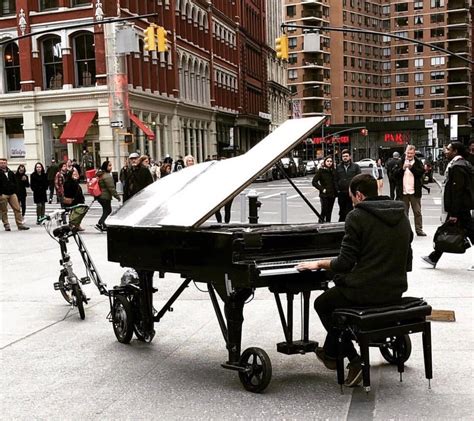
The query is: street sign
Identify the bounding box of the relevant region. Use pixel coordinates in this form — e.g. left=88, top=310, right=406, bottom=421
left=110, top=121, right=123, bottom=128
left=424, top=119, right=433, bottom=129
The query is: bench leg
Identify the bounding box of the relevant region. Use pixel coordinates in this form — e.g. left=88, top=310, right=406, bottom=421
left=336, top=330, right=345, bottom=393
left=359, top=335, right=371, bottom=392
left=422, top=321, right=433, bottom=388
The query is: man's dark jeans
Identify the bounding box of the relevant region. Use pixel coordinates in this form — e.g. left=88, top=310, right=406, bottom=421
left=337, top=192, right=353, bottom=222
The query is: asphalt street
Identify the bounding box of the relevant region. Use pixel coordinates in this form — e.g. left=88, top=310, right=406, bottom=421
left=1, top=171, right=473, bottom=420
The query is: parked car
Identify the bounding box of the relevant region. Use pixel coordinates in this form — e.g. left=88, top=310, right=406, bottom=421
left=355, top=158, right=376, bottom=168
left=305, top=160, right=318, bottom=174
left=280, top=157, right=298, bottom=177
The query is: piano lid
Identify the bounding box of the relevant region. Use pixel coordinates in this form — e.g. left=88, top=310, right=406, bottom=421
left=107, top=117, right=324, bottom=228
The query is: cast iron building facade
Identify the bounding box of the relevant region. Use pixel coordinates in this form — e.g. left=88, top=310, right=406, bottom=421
left=0, top=0, right=270, bottom=170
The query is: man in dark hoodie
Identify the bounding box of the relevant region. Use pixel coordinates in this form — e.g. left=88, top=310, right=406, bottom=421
left=297, top=173, right=412, bottom=387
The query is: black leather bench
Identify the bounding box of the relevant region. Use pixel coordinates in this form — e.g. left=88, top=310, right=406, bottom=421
left=332, top=296, right=432, bottom=392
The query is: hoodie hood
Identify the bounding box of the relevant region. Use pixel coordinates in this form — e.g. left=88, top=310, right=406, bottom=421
left=356, top=196, right=406, bottom=227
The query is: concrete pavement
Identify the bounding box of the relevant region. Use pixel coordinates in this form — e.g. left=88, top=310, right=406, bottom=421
left=1, top=175, right=473, bottom=420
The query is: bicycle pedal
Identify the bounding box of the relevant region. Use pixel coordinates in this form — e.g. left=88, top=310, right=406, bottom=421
left=80, top=277, right=91, bottom=285
left=53, top=282, right=60, bottom=290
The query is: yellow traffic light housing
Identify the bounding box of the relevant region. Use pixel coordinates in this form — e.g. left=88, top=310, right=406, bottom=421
left=156, top=26, right=168, bottom=53
left=275, top=34, right=289, bottom=60
left=144, top=25, right=157, bottom=51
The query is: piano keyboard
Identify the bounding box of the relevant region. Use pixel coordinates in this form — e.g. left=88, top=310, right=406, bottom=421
left=257, top=257, right=335, bottom=277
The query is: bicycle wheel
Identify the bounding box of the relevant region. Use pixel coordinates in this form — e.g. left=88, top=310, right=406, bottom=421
left=58, top=273, right=73, bottom=304
left=72, top=284, right=85, bottom=320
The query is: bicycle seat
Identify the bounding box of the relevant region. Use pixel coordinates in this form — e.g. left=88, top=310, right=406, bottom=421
left=53, top=225, right=72, bottom=238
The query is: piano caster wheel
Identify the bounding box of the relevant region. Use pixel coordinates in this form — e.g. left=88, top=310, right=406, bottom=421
left=133, top=321, right=155, bottom=343
left=379, top=335, right=412, bottom=365
left=112, top=295, right=133, bottom=344
left=238, top=347, right=272, bottom=393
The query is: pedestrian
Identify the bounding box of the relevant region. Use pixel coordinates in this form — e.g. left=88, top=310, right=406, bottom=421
left=149, top=159, right=161, bottom=181
left=422, top=141, right=474, bottom=268
left=54, top=162, right=68, bottom=206
left=371, top=158, right=385, bottom=195
left=30, top=162, right=49, bottom=224
left=335, top=149, right=361, bottom=222
left=15, top=164, right=30, bottom=219
left=0, top=158, right=29, bottom=231
left=95, top=160, right=121, bottom=232
left=467, top=139, right=474, bottom=166
left=184, top=154, right=195, bottom=167
left=392, top=145, right=426, bottom=236
left=63, top=167, right=85, bottom=231
left=160, top=162, right=172, bottom=178
left=296, top=174, right=412, bottom=387
left=385, top=152, right=401, bottom=199
left=72, top=159, right=81, bottom=179
left=312, top=156, right=337, bottom=223
left=215, top=200, right=233, bottom=224
left=46, top=158, right=58, bottom=203
left=173, top=155, right=185, bottom=172
left=123, top=152, right=154, bottom=202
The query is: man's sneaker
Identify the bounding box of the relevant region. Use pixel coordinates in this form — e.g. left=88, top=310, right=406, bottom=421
left=421, top=255, right=437, bottom=268
left=18, top=225, right=30, bottom=231
left=344, top=357, right=363, bottom=387
left=4, top=224, right=11, bottom=231
left=416, top=231, right=427, bottom=237
left=315, top=347, right=337, bottom=371
left=94, top=224, right=105, bottom=232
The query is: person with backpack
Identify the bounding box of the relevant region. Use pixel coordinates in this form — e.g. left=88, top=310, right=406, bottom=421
left=422, top=141, right=474, bottom=268
left=385, top=152, right=401, bottom=200
left=95, top=160, right=121, bottom=232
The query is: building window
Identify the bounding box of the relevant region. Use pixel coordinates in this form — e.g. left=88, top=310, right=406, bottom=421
left=396, top=46, right=408, bottom=55
left=414, top=16, right=423, bottom=25
left=395, top=74, right=409, bottom=83
left=288, top=54, right=297, bottom=65
left=414, top=30, right=423, bottom=40
left=74, top=33, right=96, bottom=87
left=42, top=37, right=63, bottom=89
left=430, top=71, right=445, bottom=80
left=5, top=118, right=25, bottom=159
left=432, top=113, right=444, bottom=120
left=4, top=42, right=20, bottom=92
left=414, top=58, right=423, bottom=67
left=396, top=59, right=408, bottom=69
left=395, top=17, right=408, bottom=26
left=415, top=72, right=424, bottom=82
left=288, top=37, right=297, bottom=49
left=395, top=88, right=409, bottom=96
left=39, top=0, right=59, bottom=10
left=430, top=0, right=444, bottom=8
left=415, top=87, right=424, bottom=96
left=286, top=5, right=296, bottom=17
left=431, top=28, right=444, bottom=37
left=0, top=0, right=15, bottom=16
left=415, top=45, right=423, bottom=53
left=383, top=103, right=391, bottom=112
left=394, top=3, right=408, bottom=12
left=414, top=1, right=423, bottom=9
left=431, top=14, right=444, bottom=23
left=396, top=101, right=409, bottom=110
left=71, top=0, right=90, bottom=5
left=431, top=85, right=444, bottom=95
left=431, top=56, right=445, bottom=66
left=431, top=99, right=444, bottom=108
left=288, top=69, right=297, bottom=80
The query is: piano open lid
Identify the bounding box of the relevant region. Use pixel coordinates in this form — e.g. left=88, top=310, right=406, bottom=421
left=107, top=117, right=324, bottom=228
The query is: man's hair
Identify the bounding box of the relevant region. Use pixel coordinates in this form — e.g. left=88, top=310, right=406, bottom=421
left=449, top=141, right=468, bottom=158
left=405, top=144, right=416, bottom=153
left=0, top=158, right=6, bottom=161
left=349, top=174, right=378, bottom=198
left=341, top=149, right=350, bottom=156
left=468, top=139, right=474, bottom=147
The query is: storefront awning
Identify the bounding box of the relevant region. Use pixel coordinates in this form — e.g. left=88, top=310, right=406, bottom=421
left=129, top=112, right=155, bottom=140
left=59, top=111, right=96, bottom=144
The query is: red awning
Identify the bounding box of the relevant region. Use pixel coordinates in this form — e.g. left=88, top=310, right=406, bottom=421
left=59, top=111, right=96, bottom=144
left=129, top=112, right=155, bottom=140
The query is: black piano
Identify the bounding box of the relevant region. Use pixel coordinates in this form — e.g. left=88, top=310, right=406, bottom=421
left=106, top=117, right=345, bottom=392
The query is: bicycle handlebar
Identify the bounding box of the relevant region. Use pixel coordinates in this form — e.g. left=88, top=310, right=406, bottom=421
left=39, top=204, right=88, bottom=224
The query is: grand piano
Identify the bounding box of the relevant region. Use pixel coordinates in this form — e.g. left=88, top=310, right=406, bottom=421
left=106, top=117, right=345, bottom=392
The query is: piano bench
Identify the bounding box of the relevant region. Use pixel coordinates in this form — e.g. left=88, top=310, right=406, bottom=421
left=332, top=297, right=432, bottom=392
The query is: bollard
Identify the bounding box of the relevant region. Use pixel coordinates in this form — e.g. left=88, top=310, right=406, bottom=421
left=247, top=189, right=261, bottom=224
left=240, top=192, right=246, bottom=223
left=280, top=191, right=288, bottom=224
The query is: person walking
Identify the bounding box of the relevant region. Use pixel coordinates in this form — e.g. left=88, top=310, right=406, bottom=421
left=296, top=174, right=412, bottom=387
left=385, top=152, right=401, bottom=199
left=54, top=162, right=67, bottom=206
left=46, top=158, right=58, bottom=203
left=15, top=164, right=30, bottom=220
left=95, top=160, right=121, bottom=232
left=422, top=141, right=474, bottom=268
left=392, top=145, right=426, bottom=236
left=335, top=149, right=361, bottom=222
left=63, top=167, right=85, bottom=230
left=0, top=158, right=29, bottom=231
left=123, top=152, right=153, bottom=202
left=467, top=139, right=474, bottom=166
left=312, top=156, right=337, bottom=223
left=30, top=162, right=49, bottom=224
left=371, top=158, right=385, bottom=195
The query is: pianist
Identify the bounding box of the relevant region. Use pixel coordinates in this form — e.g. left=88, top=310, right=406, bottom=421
left=296, top=173, right=413, bottom=387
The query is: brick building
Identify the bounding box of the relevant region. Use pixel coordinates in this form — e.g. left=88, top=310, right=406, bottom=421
left=0, top=0, right=270, bottom=172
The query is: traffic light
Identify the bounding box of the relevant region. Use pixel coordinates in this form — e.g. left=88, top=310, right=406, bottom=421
left=144, top=25, right=156, bottom=51
left=156, top=26, right=168, bottom=53
left=360, top=128, right=368, bottom=136
left=275, top=34, right=289, bottom=60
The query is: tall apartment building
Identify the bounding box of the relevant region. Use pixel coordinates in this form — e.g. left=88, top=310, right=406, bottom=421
left=284, top=0, right=472, bottom=158
left=0, top=0, right=270, bottom=171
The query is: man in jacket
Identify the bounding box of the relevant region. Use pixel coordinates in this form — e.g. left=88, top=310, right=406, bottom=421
left=123, top=152, right=153, bottom=202
left=0, top=158, right=29, bottom=231
left=335, top=149, right=361, bottom=222
left=385, top=151, right=401, bottom=199
left=46, top=158, right=58, bottom=203
left=296, top=174, right=412, bottom=387
left=422, top=141, right=474, bottom=268
left=392, top=145, right=426, bottom=236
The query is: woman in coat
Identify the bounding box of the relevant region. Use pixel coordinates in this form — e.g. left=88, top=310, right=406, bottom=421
left=63, top=168, right=85, bottom=230
left=30, top=162, right=49, bottom=224
left=372, top=158, right=385, bottom=195
left=15, top=164, right=30, bottom=219
left=95, top=160, right=121, bottom=232
left=312, top=156, right=337, bottom=223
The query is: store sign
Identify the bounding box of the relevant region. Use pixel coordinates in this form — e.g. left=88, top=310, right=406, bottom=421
left=312, top=135, right=350, bottom=144
left=9, top=137, right=26, bottom=158
left=384, top=132, right=409, bottom=145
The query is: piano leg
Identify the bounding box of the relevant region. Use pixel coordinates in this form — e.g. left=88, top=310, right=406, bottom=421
left=137, top=270, right=156, bottom=342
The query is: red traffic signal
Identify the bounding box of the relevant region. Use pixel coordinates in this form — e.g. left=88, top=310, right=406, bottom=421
left=360, top=128, right=368, bottom=136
